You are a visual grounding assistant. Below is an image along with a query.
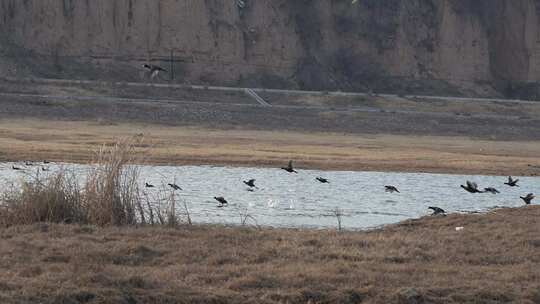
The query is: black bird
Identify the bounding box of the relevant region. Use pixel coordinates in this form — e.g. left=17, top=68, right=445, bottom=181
left=43, top=160, right=50, bottom=164
left=143, top=64, right=167, bottom=80
left=168, top=183, right=182, bottom=191
left=461, top=181, right=483, bottom=193
left=504, top=176, right=519, bottom=187
left=145, top=182, right=155, bottom=188
left=243, top=179, right=257, bottom=188
left=12, top=165, right=22, bottom=171
left=41, top=167, right=50, bottom=172
left=428, top=206, right=446, bottom=216
left=281, top=160, right=298, bottom=173
left=520, top=193, right=535, bottom=205
left=483, top=187, right=500, bottom=194
left=385, top=185, right=400, bottom=193
left=316, top=177, right=329, bottom=184
left=214, top=196, right=229, bottom=207
left=25, top=162, right=34, bottom=166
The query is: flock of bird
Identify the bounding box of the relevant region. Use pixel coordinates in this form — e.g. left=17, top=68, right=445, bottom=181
left=142, top=160, right=535, bottom=215
left=6, top=160, right=536, bottom=218
left=459, top=177, right=535, bottom=205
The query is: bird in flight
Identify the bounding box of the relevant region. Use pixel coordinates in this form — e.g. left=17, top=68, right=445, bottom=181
left=520, top=193, right=535, bottom=205
left=316, top=177, right=329, bottom=184
left=461, top=181, right=483, bottom=193
left=428, top=206, right=446, bottom=216
left=504, top=176, right=519, bottom=187
left=168, top=183, right=182, bottom=191
left=243, top=179, right=257, bottom=188
left=281, top=160, right=298, bottom=173
left=214, top=196, right=229, bottom=207
left=385, top=185, right=400, bottom=193
left=143, top=64, right=167, bottom=80
left=483, top=187, right=500, bottom=194
left=145, top=182, right=155, bottom=188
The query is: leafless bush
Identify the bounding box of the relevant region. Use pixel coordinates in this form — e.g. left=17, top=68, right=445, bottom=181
left=238, top=205, right=260, bottom=229
left=333, top=207, right=344, bottom=231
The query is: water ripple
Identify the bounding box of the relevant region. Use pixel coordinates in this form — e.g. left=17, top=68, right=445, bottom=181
left=1, top=163, right=538, bottom=229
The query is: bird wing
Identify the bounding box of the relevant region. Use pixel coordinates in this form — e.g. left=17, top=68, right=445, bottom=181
left=249, top=179, right=256, bottom=183
left=466, top=181, right=476, bottom=189
left=215, top=197, right=227, bottom=204
left=527, top=193, right=535, bottom=199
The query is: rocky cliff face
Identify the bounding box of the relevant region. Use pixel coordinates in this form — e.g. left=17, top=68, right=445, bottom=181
left=1, top=0, right=540, bottom=98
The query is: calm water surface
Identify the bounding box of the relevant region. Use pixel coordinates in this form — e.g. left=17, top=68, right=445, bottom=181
left=1, top=163, right=538, bottom=230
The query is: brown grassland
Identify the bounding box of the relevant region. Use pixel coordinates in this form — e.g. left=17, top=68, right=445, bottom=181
left=0, top=207, right=539, bottom=304
left=1, top=119, right=540, bottom=176
left=0, top=137, right=538, bottom=303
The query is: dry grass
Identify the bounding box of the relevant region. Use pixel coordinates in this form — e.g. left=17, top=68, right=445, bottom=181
left=1, top=119, right=540, bottom=176
left=0, top=169, right=85, bottom=226
left=83, top=139, right=143, bottom=226
left=0, top=207, right=538, bottom=303
left=0, top=138, right=179, bottom=228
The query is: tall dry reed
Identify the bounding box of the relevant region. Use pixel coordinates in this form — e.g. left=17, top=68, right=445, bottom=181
left=0, top=169, right=85, bottom=227
left=0, top=137, right=180, bottom=227
left=84, top=139, right=142, bottom=226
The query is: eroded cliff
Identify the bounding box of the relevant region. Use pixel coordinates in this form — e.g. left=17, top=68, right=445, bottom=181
left=1, top=0, right=540, bottom=98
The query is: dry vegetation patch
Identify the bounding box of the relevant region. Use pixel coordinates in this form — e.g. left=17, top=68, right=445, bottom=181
left=0, top=207, right=538, bottom=303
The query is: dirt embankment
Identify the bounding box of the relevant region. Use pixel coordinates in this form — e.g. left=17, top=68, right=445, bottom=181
left=1, top=0, right=540, bottom=98
left=0, top=206, right=539, bottom=303
left=1, top=78, right=540, bottom=176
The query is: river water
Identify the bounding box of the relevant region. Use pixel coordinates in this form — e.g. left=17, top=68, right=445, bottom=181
left=0, top=163, right=538, bottom=230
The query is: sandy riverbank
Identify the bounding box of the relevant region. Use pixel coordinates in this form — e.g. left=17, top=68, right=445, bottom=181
left=1, top=119, right=539, bottom=176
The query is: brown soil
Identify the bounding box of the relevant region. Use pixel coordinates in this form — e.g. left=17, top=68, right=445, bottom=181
left=1, top=119, right=540, bottom=176
left=0, top=206, right=539, bottom=303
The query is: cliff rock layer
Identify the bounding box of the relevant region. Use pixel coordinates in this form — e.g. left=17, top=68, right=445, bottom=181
left=1, top=0, right=540, bottom=97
